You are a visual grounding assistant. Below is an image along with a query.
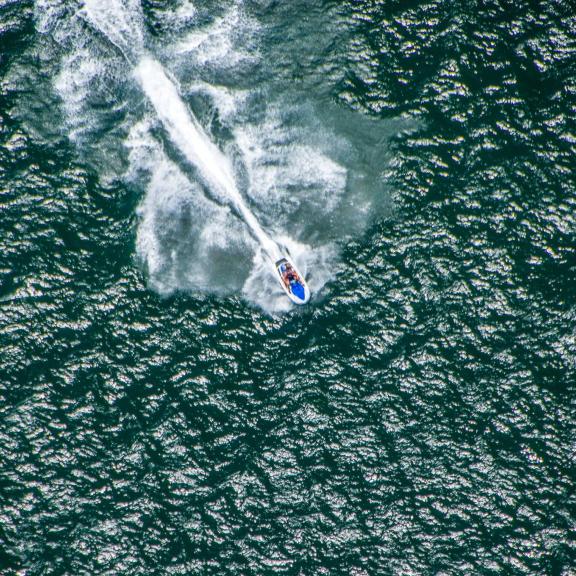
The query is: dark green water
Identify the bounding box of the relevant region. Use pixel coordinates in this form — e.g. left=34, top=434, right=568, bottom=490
left=1, top=1, right=575, bottom=574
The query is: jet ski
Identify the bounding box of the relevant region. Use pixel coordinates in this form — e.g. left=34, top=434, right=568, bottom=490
left=275, top=256, right=310, bottom=305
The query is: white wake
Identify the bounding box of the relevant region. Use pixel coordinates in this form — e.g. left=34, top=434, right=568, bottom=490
left=33, top=0, right=391, bottom=311
left=134, top=57, right=281, bottom=263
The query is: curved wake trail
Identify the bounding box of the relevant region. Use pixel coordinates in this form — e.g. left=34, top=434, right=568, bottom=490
left=134, top=57, right=281, bottom=263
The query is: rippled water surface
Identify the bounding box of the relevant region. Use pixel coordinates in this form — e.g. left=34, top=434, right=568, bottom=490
left=1, top=1, right=575, bottom=574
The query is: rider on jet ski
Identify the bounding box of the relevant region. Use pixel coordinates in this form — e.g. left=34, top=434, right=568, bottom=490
left=282, top=262, right=300, bottom=289
left=275, top=256, right=309, bottom=304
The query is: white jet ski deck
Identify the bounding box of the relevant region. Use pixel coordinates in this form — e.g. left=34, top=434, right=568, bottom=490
left=275, top=257, right=310, bottom=305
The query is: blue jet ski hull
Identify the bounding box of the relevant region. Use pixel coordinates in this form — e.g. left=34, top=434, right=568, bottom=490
left=275, top=257, right=310, bottom=305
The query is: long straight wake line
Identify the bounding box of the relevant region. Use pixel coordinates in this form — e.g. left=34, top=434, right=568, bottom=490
left=70, top=0, right=313, bottom=306
left=134, top=57, right=281, bottom=262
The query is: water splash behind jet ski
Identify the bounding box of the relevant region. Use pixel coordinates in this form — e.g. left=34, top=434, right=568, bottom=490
left=71, top=1, right=314, bottom=307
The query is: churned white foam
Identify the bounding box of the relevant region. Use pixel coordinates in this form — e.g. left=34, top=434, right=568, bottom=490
left=186, top=82, right=248, bottom=124
left=81, top=0, right=145, bottom=59
left=54, top=50, right=104, bottom=142
left=242, top=237, right=336, bottom=313
left=238, top=125, right=348, bottom=215
left=134, top=56, right=279, bottom=261
left=158, top=0, right=196, bottom=32
left=173, top=4, right=259, bottom=69
left=34, top=0, right=67, bottom=35
left=232, top=105, right=355, bottom=244
left=35, top=0, right=388, bottom=311
left=128, top=121, right=256, bottom=296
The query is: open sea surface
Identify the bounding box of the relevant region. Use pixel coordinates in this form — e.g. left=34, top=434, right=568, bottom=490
left=1, top=0, right=575, bottom=574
